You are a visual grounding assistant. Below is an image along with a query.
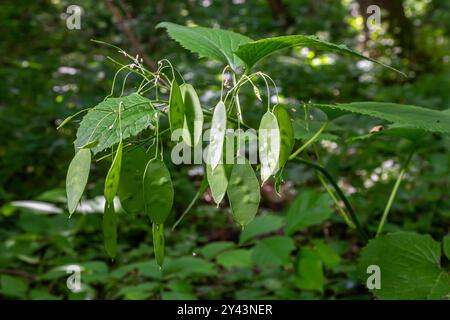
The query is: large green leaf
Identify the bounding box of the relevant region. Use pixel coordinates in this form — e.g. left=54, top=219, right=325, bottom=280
left=294, top=248, right=324, bottom=292
left=235, top=35, right=405, bottom=75
left=358, top=232, right=450, bottom=300
left=157, top=22, right=252, bottom=71
left=74, top=94, right=156, bottom=154
left=314, top=103, right=450, bottom=134
left=216, top=249, right=253, bottom=269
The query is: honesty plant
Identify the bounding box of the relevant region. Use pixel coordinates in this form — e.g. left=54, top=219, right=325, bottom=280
left=59, top=22, right=450, bottom=299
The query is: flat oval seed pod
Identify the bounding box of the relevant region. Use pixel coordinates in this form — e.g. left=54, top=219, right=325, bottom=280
left=103, top=201, right=117, bottom=258
left=273, top=105, right=294, bottom=169
left=209, top=101, right=227, bottom=170
left=169, top=80, right=185, bottom=134
left=118, top=147, right=151, bottom=214
left=258, top=111, right=280, bottom=183
left=152, top=223, right=165, bottom=267
left=206, top=161, right=231, bottom=206
left=180, top=84, right=203, bottom=147
left=104, top=141, right=123, bottom=205
left=143, top=158, right=174, bottom=224
left=66, top=148, right=91, bottom=215
left=227, top=156, right=261, bottom=227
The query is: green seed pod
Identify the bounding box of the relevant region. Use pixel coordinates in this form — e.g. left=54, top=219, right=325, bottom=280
left=104, top=141, right=123, bottom=205
left=143, top=158, right=174, bottom=224
left=103, top=201, right=117, bottom=259
left=180, top=84, right=203, bottom=147
left=66, top=148, right=91, bottom=215
left=169, top=80, right=185, bottom=134
left=153, top=223, right=165, bottom=267
left=227, top=156, right=261, bottom=227
left=273, top=105, right=294, bottom=169
left=258, top=111, right=280, bottom=183
left=118, top=147, right=151, bottom=214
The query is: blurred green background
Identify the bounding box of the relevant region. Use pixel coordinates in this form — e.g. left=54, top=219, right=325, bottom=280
left=0, top=0, right=449, bottom=300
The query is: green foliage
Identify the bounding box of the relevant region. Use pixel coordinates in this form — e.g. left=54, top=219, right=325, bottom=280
left=3, top=2, right=450, bottom=300
left=180, top=84, right=204, bottom=147
left=252, top=236, right=295, bottom=268
left=285, top=190, right=333, bottom=235
left=314, top=102, right=450, bottom=134
left=234, top=35, right=405, bottom=75
left=157, top=22, right=252, bottom=71
left=104, top=141, right=123, bottom=205
left=169, top=80, right=185, bottom=134
left=74, top=94, right=156, bottom=154
left=358, top=232, right=450, bottom=300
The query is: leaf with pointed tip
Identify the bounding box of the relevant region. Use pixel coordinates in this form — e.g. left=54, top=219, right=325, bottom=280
left=74, top=94, right=156, bottom=154
left=314, top=103, right=450, bottom=134
left=235, top=35, right=405, bottom=76
left=157, top=22, right=252, bottom=71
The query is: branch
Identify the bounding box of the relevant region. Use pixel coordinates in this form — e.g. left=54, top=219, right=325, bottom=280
left=105, top=0, right=157, bottom=71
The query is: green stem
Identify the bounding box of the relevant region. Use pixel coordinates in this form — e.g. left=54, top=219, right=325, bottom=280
left=293, top=157, right=369, bottom=242
left=288, top=121, right=330, bottom=160
left=376, top=151, right=414, bottom=237
left=172, top=176, right=209, bottom=231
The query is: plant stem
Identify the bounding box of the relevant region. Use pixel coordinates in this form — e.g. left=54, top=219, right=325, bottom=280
left=376, top=151, right=414, bottom=237
left=293, top=157, right=369, bottom=242
left=172, top=176, right=209, bottom=230
left=232, top=73, right=243, bottom=123
left=288, top=121, right=330, bottom=160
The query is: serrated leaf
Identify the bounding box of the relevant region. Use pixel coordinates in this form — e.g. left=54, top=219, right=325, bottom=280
left=358, top=232, right=450, bottom=300
left=235, top=35, right=405, bottom=75
left=66, top=148, right=91, bottom=215
left=313, top=103, right=450, bottom=134
left=239, top=214, right=284, bottom=243
left=74, top=94, right=156, bottom=154
left=259, top=111, right=281, bottom=183
left=285, top=190, right=333, bottom=235
left=252, top=236, right=295, bottom=267
left=157, top=22, right=252, bottom=71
